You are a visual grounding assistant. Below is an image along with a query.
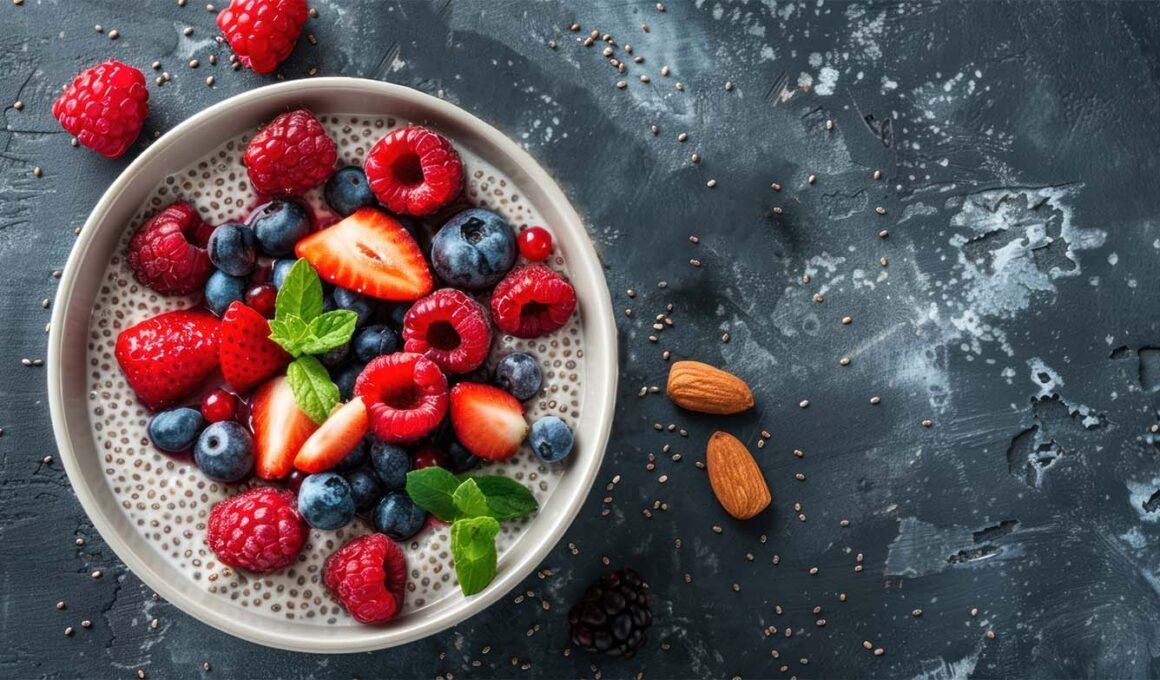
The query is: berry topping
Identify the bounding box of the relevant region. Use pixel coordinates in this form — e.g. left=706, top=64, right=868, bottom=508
left=207, top=487, right=307, bottom=573
left=334, top=438, right=370, bottom=472
left=323, top=533, right=407, bottom=625
left=529, top=416, right=574, bottom=464
left=333, top=286, right=376, bottom=327
left=294, top=397, right=370, bottom=474
left=345, top=467, right=384, bottom=511
left=250, top=376, right=319, bottom=479
left=353, top=324, right=400, bottom=363
left=364, top=126, right=463, bottom=216
left=403, top=289, right=492, bottom=374
left=324, top=166, right=378, bottom=217
left=568, top=569, right=652, bottom=658
left=207, top=222, right=258, bottom=277
left=297, top=472, right=356, bottom=530
left=147, top=407, right=205, bottom=453
left=219, top=301, right=292, bottom=392
left=490, top=264, right=577, bottom=339
left=373, top=491, right=426, bottom=541
left=448, top=382, right=527, bottom=461
left=354, top=353, right=448, bottom=443
left=243, top=109, right=337, bottom=196
left=216, top=0, right=309, bottom=75
left=115, top=309, right=221, bottom=411
left=250, top=200, right=312, bottom=257
left=200, top=389, right=239, bottom=423
left=52, top=59, right=148, bottom=159
left=430, top=209, right=518, bottom=291
left=370, top=441, right=410, bottom=490
left=205, top=270, right=248, bottom=316
left=194, top=421, right=255, bottom=483
left=244, top=283, right=278, bottom=318
left=517, top=226, right=554, bottom=262
left=295, top=207, right=433, bottom=301
left=126, top=202, right=215, bottom=296
left=410, top=447, right=449, bottom=470
left=493, top=352, right=543, bottom=401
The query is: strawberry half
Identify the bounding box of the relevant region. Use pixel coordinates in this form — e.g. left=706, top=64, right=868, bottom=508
left=294, top=397, right=369, bottom=473
left=295, top=207, right=433, bottom=301
left=250, top=376, right=319, bottom=479
left=449, top=382, right=528, bottom=461
left=115, top=309, right=221, bottom=411
left=219, top=301, right=292, bottom=392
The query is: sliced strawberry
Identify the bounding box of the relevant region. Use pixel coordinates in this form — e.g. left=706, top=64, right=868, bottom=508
left=295, top=207, right=433, bottom=301
left=219, top=301, right=292, bottom=392
left=449, top=382, right=528, bottom=461
left=115, top=309, right=221, bottom=411
left=250, top=376, right=319, bottom=479
left=294, top=397, right=370, bottom=473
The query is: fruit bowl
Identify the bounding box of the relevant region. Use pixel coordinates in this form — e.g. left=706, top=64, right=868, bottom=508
left=46, top=78, right=617, bottom=652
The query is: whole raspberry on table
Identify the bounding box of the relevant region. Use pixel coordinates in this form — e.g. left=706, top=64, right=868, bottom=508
left=568, top=568, right=653, bottom=658
left=52, top=59, right=149, bottom=159
left=126, top=201, right=215, bottom=295
left=206, top=487, right=307, bottom=573
left=216, top=0, right=309, bottom=75
left=244, top=109, right=337, bottom=196
left=364, top=126, right=463, bottom=216
left=323, top=533, right=408, bottom=624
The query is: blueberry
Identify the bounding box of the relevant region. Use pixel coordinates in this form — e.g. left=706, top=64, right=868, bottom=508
left=446, top=441, right=481, bottom=473
left=249, top=200, right=311, bottom=256
left=430, top=208, right=517, bottom=290
left=205, top=270, right=247, bottom=316
left=271, top=258, right=297, bottom=289
left=370, top=441, right=410, bottom=490
left=494, top=352, right=543, bottom=401
left=298, top=472, right=356, bottom=530
left=333, top=362, right=365, bottom=401
left=322, top=287, right=337, bottom=312
left=319, top=341, right=352, bottom=368
left=206, top=222, right=257, bottom=277
left=324, top=166, right=377, bottom=217
left=373, top=491, right=426, bottom=540
left=148, top=407, right=204, bottom=453
left=385, top=303, right=409, bottom=329
left=193, top=421, right=254, bottom=482
left=334, top=437, right=369, bottom=472
left=333, top=287, right=375, bottom=327
left=529, top=416, right=573, bottom=464
left=345, top=467, right=384, bottom=511
left=354, top=324, right=400, bottom=362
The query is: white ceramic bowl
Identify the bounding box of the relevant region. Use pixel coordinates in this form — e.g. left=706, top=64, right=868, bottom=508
left=47, top=78, right=617, bottom=652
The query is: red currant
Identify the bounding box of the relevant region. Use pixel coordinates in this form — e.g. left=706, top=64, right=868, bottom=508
left=411, top=447, right=449, bottom=470
left=200, top=389, right=238, bottom=423
left=517, top=226, right=553, bottom=261
left=245, top=283, right=278, bottom=318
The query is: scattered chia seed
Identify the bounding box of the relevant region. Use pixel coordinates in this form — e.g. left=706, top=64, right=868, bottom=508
left=825, top=119, right=834, bottom=130
left=874, top=648, right=885, bottom=657
left=569, top=23, right=580, bottom=32
left=875, top=206, right=886, bottom=215
left=813, top=294, right=824, bottom=303
left=771, top=182, right=782, bottom=191
left=721, top=333, right=730, bottom=343
left=92, top=570, right=102, bottom=579
left=986, top=630, right=996, bottom=640
left=873, top=169, right=882, bottom=180
left=95, top=24, right=103, bottom=33
left=840, top=593, right=847, bottom=601
left=203, top=662, right=210, bottom=671
left=854, top=565, right=863, bottom=572
left=650, top=124, right=659, bottom=135
left=75, top=538, right=84, bottom=545
left=912, top=609, right=923, bottom=617
left=772, top=207, right=784, bottom=215
left=725, top=81, right=733, bottom=91
left=690, top=153, right=700, bottom=163
left=879, top=229, right=889, bottom=238
left=33, top=166, right=41, bottom=177
left=656, top=2, right=665, bottom=10
left=802, top=274, right=811, bottom=284
left=870, top=396, right=881, bottom=405
left=308, top=7, right=318, bottom=17
left=108, top=30, right=120, bottom=40
left=760, top=431, right=770, bottom=439
left=795, top=473, right=805, bottom=481
left=183, top=26, right=194, bottom=36
left=81, top=620, right=92, bottom=628
left=712, top=525, right=723, bottom=534
left=808, top=174, right=816, bottom=185
left=615, top=80, right=626, bottom=89
left=863, top=641, right=873, bottom=650
left=641, top=23, right=649, bottom=32
left=639, top=74, right=650, bottom=83
left=880, top=257, right=889, bottom=266
left=65, top=627, right=73, bottom=636
left=661, top=65, right=670, bottom=77
left=921, top=419, right=933, bottom=428
left=677, top=132, right=688, bottom=142
left=675, top=82, right=685, bottom=91
left=971, top=607, right=979, bottom=616
left=840, top=519, right=850, bottom=527
left=189, top=59, right=199, bottom=68
left=706, top=179, right=717, bottom=188
left=206, top=76, right=215, bottom=86
left=13, top=101, right=23, bottom=110
left=152, top=61, right=161, bottom=70
left=14, top=0, right=23, bottom=5
left=689, top=235, right=699, bottom=244
left=841, top=315, right=852, bottom=324
left=756, top=439, right=765, bottom=449
left=20, top=359, right=31, bottom=366
left=602, top=46, right=613, bottom=57
left=689, top=259, right=701, bottom=267
left=56, top=601, right=65, bottom=609
left=839, top=357, right=850, bottom=366
left=42, top=455, right=52, bottom=465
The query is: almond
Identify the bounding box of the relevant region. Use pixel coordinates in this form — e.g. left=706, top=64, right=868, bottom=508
left=706, top=431, right=771, bottom=520
left=666, top=361, right=754, bottom=415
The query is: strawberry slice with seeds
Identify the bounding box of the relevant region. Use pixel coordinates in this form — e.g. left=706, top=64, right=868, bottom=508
left=115, top=309, right=221, bottom=411
left=294, top=397, right=369, bottom=473
left=250, top=375, right=319, bottom=479
left=295, top=207, right=433, bottom=301
left=219, top=301, right=292, bottom=392
left=449, top=382, right=528, bottom=461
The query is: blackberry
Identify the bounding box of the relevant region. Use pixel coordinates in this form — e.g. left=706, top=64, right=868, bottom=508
left=568, top=568, right=652, bottom=658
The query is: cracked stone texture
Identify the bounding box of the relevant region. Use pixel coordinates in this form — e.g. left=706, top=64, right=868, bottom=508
left=5, top=1, right=1160, bottom=678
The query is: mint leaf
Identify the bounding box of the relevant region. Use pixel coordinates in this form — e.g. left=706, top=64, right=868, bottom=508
left=450, top=516, right=500, bottom=596
left=406, top=468, right=461, bottom=521
left=286, top=355, right=339, bottom=424
left=471, top=476, right=539, bottom=521
left=297, top=310, right=359, bottom=355
left=452, top=479, right=491, bottom=518
left=268, top=315, right=311, bottom=356
left=275, top=259, right=324, bottom=322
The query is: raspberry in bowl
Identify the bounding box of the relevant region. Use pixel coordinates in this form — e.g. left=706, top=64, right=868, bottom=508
left=47, top=80, right=616, bottom=652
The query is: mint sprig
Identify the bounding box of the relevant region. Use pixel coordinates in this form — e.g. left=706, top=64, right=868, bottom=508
left=405, top=468, right=540, bottom=595
left=267, top=260, right=359, bottom=422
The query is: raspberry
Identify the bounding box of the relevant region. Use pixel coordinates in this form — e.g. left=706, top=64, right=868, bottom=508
left=490, top=265, right=577, bottom=339
left=126, top=201, right=215, bottom=296
left=206, top=487, right=307, bottom=573
left=52, top=59, right=149, bottom=159
left=216, top=0, right=309, bottom=75
left=244, top=109, right=337, bottom=196
left=323, top=534, right=407, bottom=624
left=353, top=353, right=448, bottom=443
left=364, top=126, right=463, bottom=216
left=403, top=289, right=492, bottom=374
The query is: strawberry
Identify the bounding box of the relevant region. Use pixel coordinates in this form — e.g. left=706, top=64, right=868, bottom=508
left=219, top=301, right=292, bottom=392
left=295, top=207, right=433, bottom=301
left=250, top=376, right=318, bottom=479
left=448, top=382, right=528, bottom=461
left=294, top=397, right=370, bottom=473
left=115, top=310, right=221, bottom=411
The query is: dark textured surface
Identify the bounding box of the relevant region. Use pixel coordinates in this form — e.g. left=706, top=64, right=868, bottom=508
left=4, top=1, right=1160, bottom=678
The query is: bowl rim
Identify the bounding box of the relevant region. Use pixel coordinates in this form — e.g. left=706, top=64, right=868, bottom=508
left=46, top=77, right=618, bottom=653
